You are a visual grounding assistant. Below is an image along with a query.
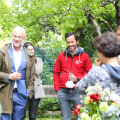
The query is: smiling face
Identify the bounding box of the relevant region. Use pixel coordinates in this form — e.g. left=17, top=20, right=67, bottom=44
left=12, top=28, right=26, bottom=51
left=66, top=35, right=79, bottom=54
left=27, top=45, right=35, bottom=56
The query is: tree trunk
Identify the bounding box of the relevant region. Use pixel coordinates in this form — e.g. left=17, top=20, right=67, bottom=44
left=115, top=0, right=120, bottom=26
left=90, top=18, right=101, bottom=36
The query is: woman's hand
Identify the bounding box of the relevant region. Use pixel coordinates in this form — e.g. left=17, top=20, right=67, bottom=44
left=95, top=58, right=102, bottom=66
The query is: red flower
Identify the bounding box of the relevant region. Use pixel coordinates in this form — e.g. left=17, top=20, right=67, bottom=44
left=89, top=100, right=92, bottom=103
left=74, top=104, right=81, bottom=117
left=74, top=108, right=80, bottom=117
left=90, top=94, right=100, bottom=101
left=75, top=104, right=82, bottom=109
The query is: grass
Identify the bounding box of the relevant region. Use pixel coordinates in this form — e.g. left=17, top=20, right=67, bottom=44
left=25, top=118, right=61, bottom=120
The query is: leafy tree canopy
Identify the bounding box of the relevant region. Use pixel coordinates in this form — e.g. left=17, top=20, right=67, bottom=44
left=0, top=0, right=119, bottom=50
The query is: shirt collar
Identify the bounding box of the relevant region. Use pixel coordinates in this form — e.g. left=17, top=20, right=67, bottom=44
left=12, top=43, right=22, bottom=52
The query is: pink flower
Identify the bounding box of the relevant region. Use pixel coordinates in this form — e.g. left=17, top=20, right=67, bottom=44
left=75, top=104, right=82, bottom=109
left=109, top=93, right=120, bottom=104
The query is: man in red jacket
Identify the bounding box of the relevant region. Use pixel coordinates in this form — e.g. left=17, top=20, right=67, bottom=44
left=53, top=32, right=92, bottom=120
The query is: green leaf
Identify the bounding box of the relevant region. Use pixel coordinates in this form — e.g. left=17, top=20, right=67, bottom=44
left=117, top=0, right=120, bottom=7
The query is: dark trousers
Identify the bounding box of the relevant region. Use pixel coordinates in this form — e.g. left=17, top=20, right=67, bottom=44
left=29, top=96, right=41, bottom=120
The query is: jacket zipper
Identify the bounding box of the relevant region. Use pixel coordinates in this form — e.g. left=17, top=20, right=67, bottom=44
left=70, top=56, right=73, bottom=73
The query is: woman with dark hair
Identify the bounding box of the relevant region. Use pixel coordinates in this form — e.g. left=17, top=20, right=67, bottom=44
left=71, top=31, right=120, bottom=96
left=24, top=42, right=45, bottom=120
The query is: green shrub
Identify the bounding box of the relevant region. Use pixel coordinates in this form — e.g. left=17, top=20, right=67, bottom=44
left=36, top=97, right=77, bottom=119
left=37, top=97, right=60, bottom=118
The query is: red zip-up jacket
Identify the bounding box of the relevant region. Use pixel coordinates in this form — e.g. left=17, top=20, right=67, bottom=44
left=53, top=47, right=92, bottom=91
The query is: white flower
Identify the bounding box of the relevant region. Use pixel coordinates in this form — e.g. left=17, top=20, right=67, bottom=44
left=86, top=83, right=102, bottom=95
left=109, top=92, right=120, bottom=104
left=95, top=83, right=102, bottom=91
left=92, top=86, right=98, bottom=93
left=101, top=105, right=119, bottom=118
left=86, top=86, right=93, bottom=93
left=104, top=88, right=111, bottom=95
left=80, top=113, right=91, bottom=120
left=58, top=36, right=62, bottom=41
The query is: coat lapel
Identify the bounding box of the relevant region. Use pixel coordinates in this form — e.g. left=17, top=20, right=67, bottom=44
left=5, top=44, right=12, bottom=73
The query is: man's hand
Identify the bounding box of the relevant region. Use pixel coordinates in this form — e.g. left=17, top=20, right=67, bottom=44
left=9, top=72, right=22, bottom=80
left=95, top=58, right=102, bottom=66
left=69, top=73, right=77, bottom=82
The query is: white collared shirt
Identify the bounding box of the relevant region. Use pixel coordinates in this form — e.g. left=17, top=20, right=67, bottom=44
left=12, top=44, right=22, bottom=88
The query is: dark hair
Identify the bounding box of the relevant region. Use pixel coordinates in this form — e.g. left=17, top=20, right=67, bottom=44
left=24, top=42, right=34, bottom=49
left=65, top=32, right=79, bottom=41
left=93, top=32, right=120, bottom=57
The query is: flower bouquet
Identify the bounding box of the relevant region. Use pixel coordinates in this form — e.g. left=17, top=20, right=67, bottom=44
left=74, top=83, right=120, bottom=120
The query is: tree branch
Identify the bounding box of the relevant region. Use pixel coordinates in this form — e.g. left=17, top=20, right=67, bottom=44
left=101, top=19, right=114, bottom=32
left=38, top=22, right=53, bottom=27
left=83, top=9, right=101, bottom=35
left=101, top=0, right=115, bottom=7
left=41, top=4, right=71, bottom=18
left=89, top=13, right=114, bottom=32
left=90, top=17, right=101, bottom=36
left=28, top=4, right=71, bottom=27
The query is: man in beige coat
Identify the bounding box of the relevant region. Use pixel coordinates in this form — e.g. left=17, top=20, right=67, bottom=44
left=0, top=27, right=35, bottom=120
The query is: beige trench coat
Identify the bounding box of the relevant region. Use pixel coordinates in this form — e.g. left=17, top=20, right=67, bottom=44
left=0, top=43, right=35, bottom=113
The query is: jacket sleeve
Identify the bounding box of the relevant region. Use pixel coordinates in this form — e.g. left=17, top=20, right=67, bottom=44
left=53, top=54, right=62, bottom=92
left=35, top=57, right=43, bottom=76
left=84, top=53, right=92, bottom=74
left=28, top=57, right=35, bottom=99
left=75, top=67, right=97, bottom=92
left=0, top=52, right=10, bottom=84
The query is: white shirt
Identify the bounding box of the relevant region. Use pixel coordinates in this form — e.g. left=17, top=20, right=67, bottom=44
left=12, top=44, right=22, bottom=88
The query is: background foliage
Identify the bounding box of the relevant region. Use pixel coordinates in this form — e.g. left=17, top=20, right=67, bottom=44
left=37, top=97, right=60, bottom=118
left=36, top=97, right=75, bottom=119
left=0, top=0, right=118, bottom=50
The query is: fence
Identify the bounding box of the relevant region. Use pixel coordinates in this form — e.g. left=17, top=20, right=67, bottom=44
left=35, top=47, right=96, bottom=96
